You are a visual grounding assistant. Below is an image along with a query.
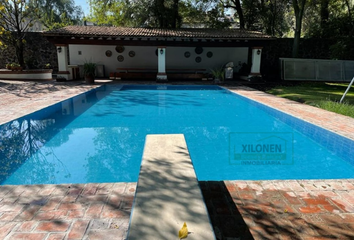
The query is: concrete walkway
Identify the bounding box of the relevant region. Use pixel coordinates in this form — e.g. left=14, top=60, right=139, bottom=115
left=128, top=134, right=215, bottom=239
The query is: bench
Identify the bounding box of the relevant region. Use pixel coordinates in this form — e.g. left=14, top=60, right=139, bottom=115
left=110, top=68, right=208, bottom=80
left=127, top=134, right=215, bottom=239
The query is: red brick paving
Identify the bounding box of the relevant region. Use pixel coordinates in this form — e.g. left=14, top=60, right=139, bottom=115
left=1, top=80, right=354, bottom=239
left=0, top=183, right=136, bottom=240
left=223, top=180, right=354, bottom=239
left=0, top=80, right=101, bottom=125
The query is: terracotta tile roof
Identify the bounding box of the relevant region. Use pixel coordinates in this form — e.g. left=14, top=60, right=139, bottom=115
left=43, top=26, right=273, bottom=40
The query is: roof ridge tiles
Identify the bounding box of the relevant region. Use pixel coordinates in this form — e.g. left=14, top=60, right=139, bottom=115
left=43, top=25, right=274, bottom=40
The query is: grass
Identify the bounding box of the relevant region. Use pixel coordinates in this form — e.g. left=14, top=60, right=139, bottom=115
left=266, top=82, right=354, bottom=118
left=317, top=100, right=354, bottom=117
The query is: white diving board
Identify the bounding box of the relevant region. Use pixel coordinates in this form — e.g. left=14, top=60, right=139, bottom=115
left=128, top=134, right=215, bottom=240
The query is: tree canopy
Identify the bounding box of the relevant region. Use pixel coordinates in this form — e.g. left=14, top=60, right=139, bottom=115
left=84, top=0, right=354, bottom=59
left=0, top=0, right=83, bottom=67
left=303, top=0, right=354, bottom=59
left=85, top=0, right=126, bottom=26
left=85, top=0, right=230, bottom=28
left=220, top=0, right=354, bottom=58
left=0, top=0, right=40, bottom=66
left=34, top=0, right=83, bottom=30
left=2, top=0, right=353, bottom=61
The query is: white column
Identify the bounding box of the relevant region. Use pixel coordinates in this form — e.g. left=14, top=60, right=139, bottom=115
left=249, top=47, right=262, bottom=77
left=56, top=45, right=71, bottom=80
left=156, top=47, right=168, bottom=82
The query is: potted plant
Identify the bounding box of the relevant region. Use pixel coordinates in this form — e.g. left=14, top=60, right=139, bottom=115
left=56, top=76, right=67, bottom=82
left=83, top=61, right=96, bottom=84
left=211, top=67, right=225, bottom=83
left=44, top=63, right=52, bottom=69
left=238, top=62, right=251, bottom=80
left=9, top=63, right=22, bottom=71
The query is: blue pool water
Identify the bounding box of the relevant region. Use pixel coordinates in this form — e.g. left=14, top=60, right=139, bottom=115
left=1, top=85, right=354, bottom=185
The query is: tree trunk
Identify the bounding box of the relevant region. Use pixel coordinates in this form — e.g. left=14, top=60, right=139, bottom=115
left=320, top=0, right=330, bottom=37
left=27, top=120, right=34, bottom=155
left=15, top=33, right=25, bottom=68
left=344, top=0, right=351, bottom=18
left=18, top=43, right=25, bottom=67
left=292, top=0, right=306, bottom=58
left=272, top=0, right=276, bottom=36
left=171, top=0, right=179, bottom=28
left=232, top=0, right=245, bottom=29
left=13, top=2, right=25, bottom=67
left=155, top=0, right=165, bottom=28
left=292, top=24, right=301, bottom=58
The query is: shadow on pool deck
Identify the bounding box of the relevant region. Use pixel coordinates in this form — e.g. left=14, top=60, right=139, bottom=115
left=0, top=183, right=136, bottom=239
left=223, top=180, right=354, bottom=240
left=1, top=180, right=354, bottom=239
left=1, top=80, right=354, bottom=239
left=200, top=181, right=254, bottom=239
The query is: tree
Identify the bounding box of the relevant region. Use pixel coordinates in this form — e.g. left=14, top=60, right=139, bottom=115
left=301, top=0, right=354, bottom=59
left=302, top=0, right=331, bottom=38
left=292, top=0, right=307, bottom=57
left=345, top=0, right=352, bottom=19
left=130, top=0, right=182, bottom=28
left=220, top=0, right=245, bottom=28
left=151, top=0, right=182, bottom=28
left=327, top=1, right=354, bottom=60
left=179, top=0, right=231, bottom=28
left=85, top=0, right=126, bottom=26
left=242, top=0, right=261, bottom=30
left=320, top=0, right=330, bottom=36
left=40, top=11, right=76, bottom=30
left=261, top=0, right=291, bottom=36
left=171, top=0, right=180, bottom=28
left=35, top=0, right=83, bottom=28
left=0, top=0, right=39, bottom=67
left=179, top=0, right=207, bottom=26
left=221, top=0, right=290, bottom=36
left=86, top=0, right=182, bottom=28
left=87, top=0, right=230, bottom=28
left=199, top=0, right=231, bottom=28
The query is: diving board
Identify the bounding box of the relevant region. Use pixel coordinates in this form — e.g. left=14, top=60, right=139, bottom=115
left=128, top=134, right=215, bottom=240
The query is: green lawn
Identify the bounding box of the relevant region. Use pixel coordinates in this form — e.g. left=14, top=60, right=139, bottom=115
left=266, top=82, right=354, bottom=118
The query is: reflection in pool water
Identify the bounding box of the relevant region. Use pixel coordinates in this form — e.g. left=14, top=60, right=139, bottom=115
left=1, top=85, right=354, bottom=185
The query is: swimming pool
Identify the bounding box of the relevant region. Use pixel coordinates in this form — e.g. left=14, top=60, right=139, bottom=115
left=1, top=85, right=353, bottom=185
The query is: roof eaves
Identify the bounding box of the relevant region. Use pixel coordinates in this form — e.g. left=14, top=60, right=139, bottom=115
left=42, top=26, right=275, bottom=40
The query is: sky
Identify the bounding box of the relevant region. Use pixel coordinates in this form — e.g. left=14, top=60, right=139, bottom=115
left=75, top=0, right=90, bottom=16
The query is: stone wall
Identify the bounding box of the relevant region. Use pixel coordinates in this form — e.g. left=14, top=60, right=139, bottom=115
left=261, top=38, right=334, bottom=80
left=0, top=32, right=58, bottom=72
left=0, top=33, right=334, bottom=80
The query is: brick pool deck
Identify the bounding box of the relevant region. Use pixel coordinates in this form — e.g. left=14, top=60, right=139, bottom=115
left=0, top=79, right=354, bottom=239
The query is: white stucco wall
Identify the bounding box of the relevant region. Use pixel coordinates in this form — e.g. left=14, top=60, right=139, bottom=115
left=69, top=45, right=248, bottom=77
left=0, top=71, right=52, bottom=80
left=250, top=48, right=262, bottom=75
